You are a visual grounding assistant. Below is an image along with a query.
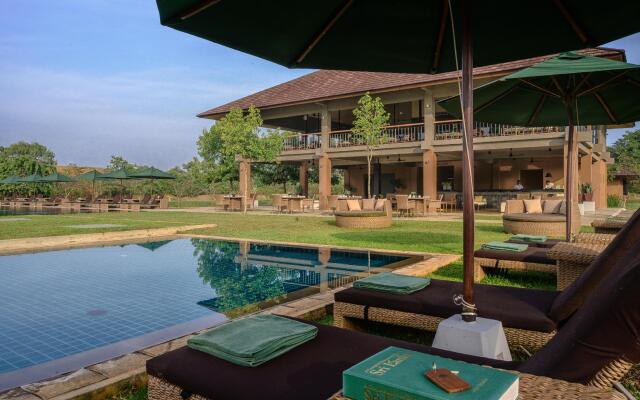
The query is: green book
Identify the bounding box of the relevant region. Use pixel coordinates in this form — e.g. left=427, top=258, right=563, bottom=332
left=343, top=347, right=518, bottom=400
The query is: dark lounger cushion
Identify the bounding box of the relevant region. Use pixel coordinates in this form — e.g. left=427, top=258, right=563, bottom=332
left=147, top=319, right=517, bottom=400
left=335, top=279, right=558, bottom=332
left=520, top=240, right=640, bottom=384
left=474, top=247, right=556, bottom=265
left=548, top=208, right=640, bottom=322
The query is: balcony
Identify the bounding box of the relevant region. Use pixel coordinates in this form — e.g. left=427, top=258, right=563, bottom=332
left=433, top=120, right=590, bottom=140
left=329, top=123, right=424, bottom=148
left=282, top=133, right=322, bottom=151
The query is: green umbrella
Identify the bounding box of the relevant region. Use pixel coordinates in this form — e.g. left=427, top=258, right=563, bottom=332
left=155, top=0, right=640, bottom=321
left=0, top=176, right=20, bottom=184
left=17, top=174, right=45, bottom=183
left=77, top=170, right=107, bottom=199
left=101, top=169, right=133, bottom=198
left=129, top=167, right=175, bottom=180
left=439, top=52, right=640, bottom=240
left=40, top=172, right=77, bottom=183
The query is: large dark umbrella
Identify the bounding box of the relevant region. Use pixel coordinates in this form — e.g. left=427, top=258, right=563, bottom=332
left=129, top=167, right=175, bottom=195
left=101, top=169, right=133, bottom=197
left=77, top=170, right=107, bottom=199
left=40, top=172, right=77, bottom=183
left=439, top=52, right=640, bottom=240
left=155, top=0, right=639, bottom=321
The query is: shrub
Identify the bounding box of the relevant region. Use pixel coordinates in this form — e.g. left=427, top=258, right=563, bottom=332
left=607, top=194, right=624, bottom=208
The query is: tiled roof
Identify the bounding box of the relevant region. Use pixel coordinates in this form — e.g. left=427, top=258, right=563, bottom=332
left=199, top=47, right=624, bottom=119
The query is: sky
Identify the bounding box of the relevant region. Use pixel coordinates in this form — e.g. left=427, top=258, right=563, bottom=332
left=0, top=1, right=638, bottom=169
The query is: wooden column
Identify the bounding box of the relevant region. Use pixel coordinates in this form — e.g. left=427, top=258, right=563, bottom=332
left=422, top=150, right=438, bottom=199
left=423, top=89, right=435, bottom=146
left=592, top=159, right=608, bottom=209
left=318, top=155, right=332, bottom=210
left=579, top=150, right=593, bottom=189
left=299, top=162, right=309, bottom=197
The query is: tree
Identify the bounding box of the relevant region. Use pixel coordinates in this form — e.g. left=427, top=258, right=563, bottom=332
left=609, top=129, right=640, bottom=183
left=107, top=155, right=138, bottom=172
left=0, top=141, right=57, bottom=196
left=352, top=93, right=390, bottom=198
left=201, top=106, right=283, bottom=212
left=254, top=163, right=299, bottom=193
left=197, top=126, right=238, bottom=191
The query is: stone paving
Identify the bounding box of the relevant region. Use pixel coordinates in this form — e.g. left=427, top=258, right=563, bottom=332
left=0, top=243, right=454, bottom=400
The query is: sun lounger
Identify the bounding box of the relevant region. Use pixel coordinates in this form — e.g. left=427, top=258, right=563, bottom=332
left=476, top=209, right=640, bottom=285
left=146, top=243, right=640, bottom=399
left=335, top=209, right=640, bottom=351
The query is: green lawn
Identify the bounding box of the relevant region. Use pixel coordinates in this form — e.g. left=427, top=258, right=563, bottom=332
left=169, top=200, right=216, bottom=208
left=0, top=211, right=512, bottom=254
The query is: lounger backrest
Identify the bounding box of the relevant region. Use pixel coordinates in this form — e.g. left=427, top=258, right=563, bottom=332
left=548, top=208, right=640, bottom=322
left=520, top=239, right=640, bottom=384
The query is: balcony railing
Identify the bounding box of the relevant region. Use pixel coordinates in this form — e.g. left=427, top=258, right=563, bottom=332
left=329, top=123, right=424, bottom=148
left=282, top=133, right=322, bottom=151
left=434, top=119, right=588, bottom=140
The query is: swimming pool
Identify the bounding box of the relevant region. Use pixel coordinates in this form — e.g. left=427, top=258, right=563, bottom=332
left=0, top=238, right=414, bottom=390
left=0, top=207, right=97, bottom=216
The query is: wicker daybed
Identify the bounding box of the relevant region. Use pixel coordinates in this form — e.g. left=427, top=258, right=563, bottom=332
left=334, top=199, right=392, bottom=229
left=474, top=232, right=613, bottom=286
left=592, top=218, right=628, bottom=234
left=335, top=211, right=640, bottom=353
left=146, top=243, right=640, bottom=399
left=502, top=199, right=581, bottom=236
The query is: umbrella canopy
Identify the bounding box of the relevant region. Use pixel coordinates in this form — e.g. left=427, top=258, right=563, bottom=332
left=129, top=167, right=175, bottom=180
left=40, top=172, right=77, bottom=183
left=77, top=170, right=107, bottom=181
left=439, top=52, right=640, bottom=240
left=100, top=169, right=133, bottom=180
left=439, top=52, right=640, bottom=125
left=155, top=0, right=639, bottom=321
left=16, top=174, right=45, bottom=183
left=0, top=176, right=21, bottom=184
left=155, top=1, right=639, bottom=74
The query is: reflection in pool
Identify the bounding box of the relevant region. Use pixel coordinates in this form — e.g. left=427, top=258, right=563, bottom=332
left=0, top=238, right=414, bottom=390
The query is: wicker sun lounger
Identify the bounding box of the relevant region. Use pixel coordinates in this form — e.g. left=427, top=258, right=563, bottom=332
left=147, top=245, right=640, bottom=400
left=335, top=210, right=640, bottom=351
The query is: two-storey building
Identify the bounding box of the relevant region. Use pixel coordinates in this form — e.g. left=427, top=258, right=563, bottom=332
left=199, top=48, right=621, bottom=210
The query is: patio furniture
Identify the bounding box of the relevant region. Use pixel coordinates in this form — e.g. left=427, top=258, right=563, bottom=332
left=427, top=194, right=443, bottom=213
left=271, top=194, right=287, bottom=213
left=147, top=242, right=640, bottom=399
left=502, top=199, right=580, bottom=237
left=326, top=195, right=340, bottom=213
left=213, top=194, right=229, bottom=210
left=592, top=218, right=628, bottom=234
left=284, top=195, right=304, bottom=213
left=395, top=195, right=414, bottom=217
left=334, top=199, right=392, bottom=229
left=224, top=195, right=243, bottom=211
left=408, top=196, right=428, bottom=215
left=337, top=210, right=640, bottom=350
left=473, top=195, right=487, bottom=211
left=441, top=192, right=457, bottom=212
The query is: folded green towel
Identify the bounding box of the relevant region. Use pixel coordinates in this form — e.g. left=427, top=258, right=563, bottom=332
left=353, top=272, right=430, bottom=294
left=510, top=234, right=548, bottom=243
left=481, top=241, right=528, bottom=252
left=187, top=315, right=318, bottom=367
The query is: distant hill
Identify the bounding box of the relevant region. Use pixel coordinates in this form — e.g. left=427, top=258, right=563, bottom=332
left=56, top=165, right=108, bottom=176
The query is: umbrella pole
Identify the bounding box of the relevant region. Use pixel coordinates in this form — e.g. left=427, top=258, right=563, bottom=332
left=460, top=0, right=476, bottom=322
left=565, top=103, right=577, bottom=242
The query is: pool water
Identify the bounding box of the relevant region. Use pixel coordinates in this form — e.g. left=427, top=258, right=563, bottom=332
left=0, top=238, right=412, bottom=389
left=0, top=207, right=96, bottom=216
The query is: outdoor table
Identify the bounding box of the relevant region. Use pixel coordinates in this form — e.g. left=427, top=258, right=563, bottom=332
left=283, top=196, right=305, bottom=212
left=408, top=197, right=428, bottom=214
left=224, top=195, right=243, bottom=211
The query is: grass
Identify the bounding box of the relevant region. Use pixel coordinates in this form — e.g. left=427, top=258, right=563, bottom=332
left=0, top=211, right=515, bottom=254
left=169, top=200, right=215, bottom=208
